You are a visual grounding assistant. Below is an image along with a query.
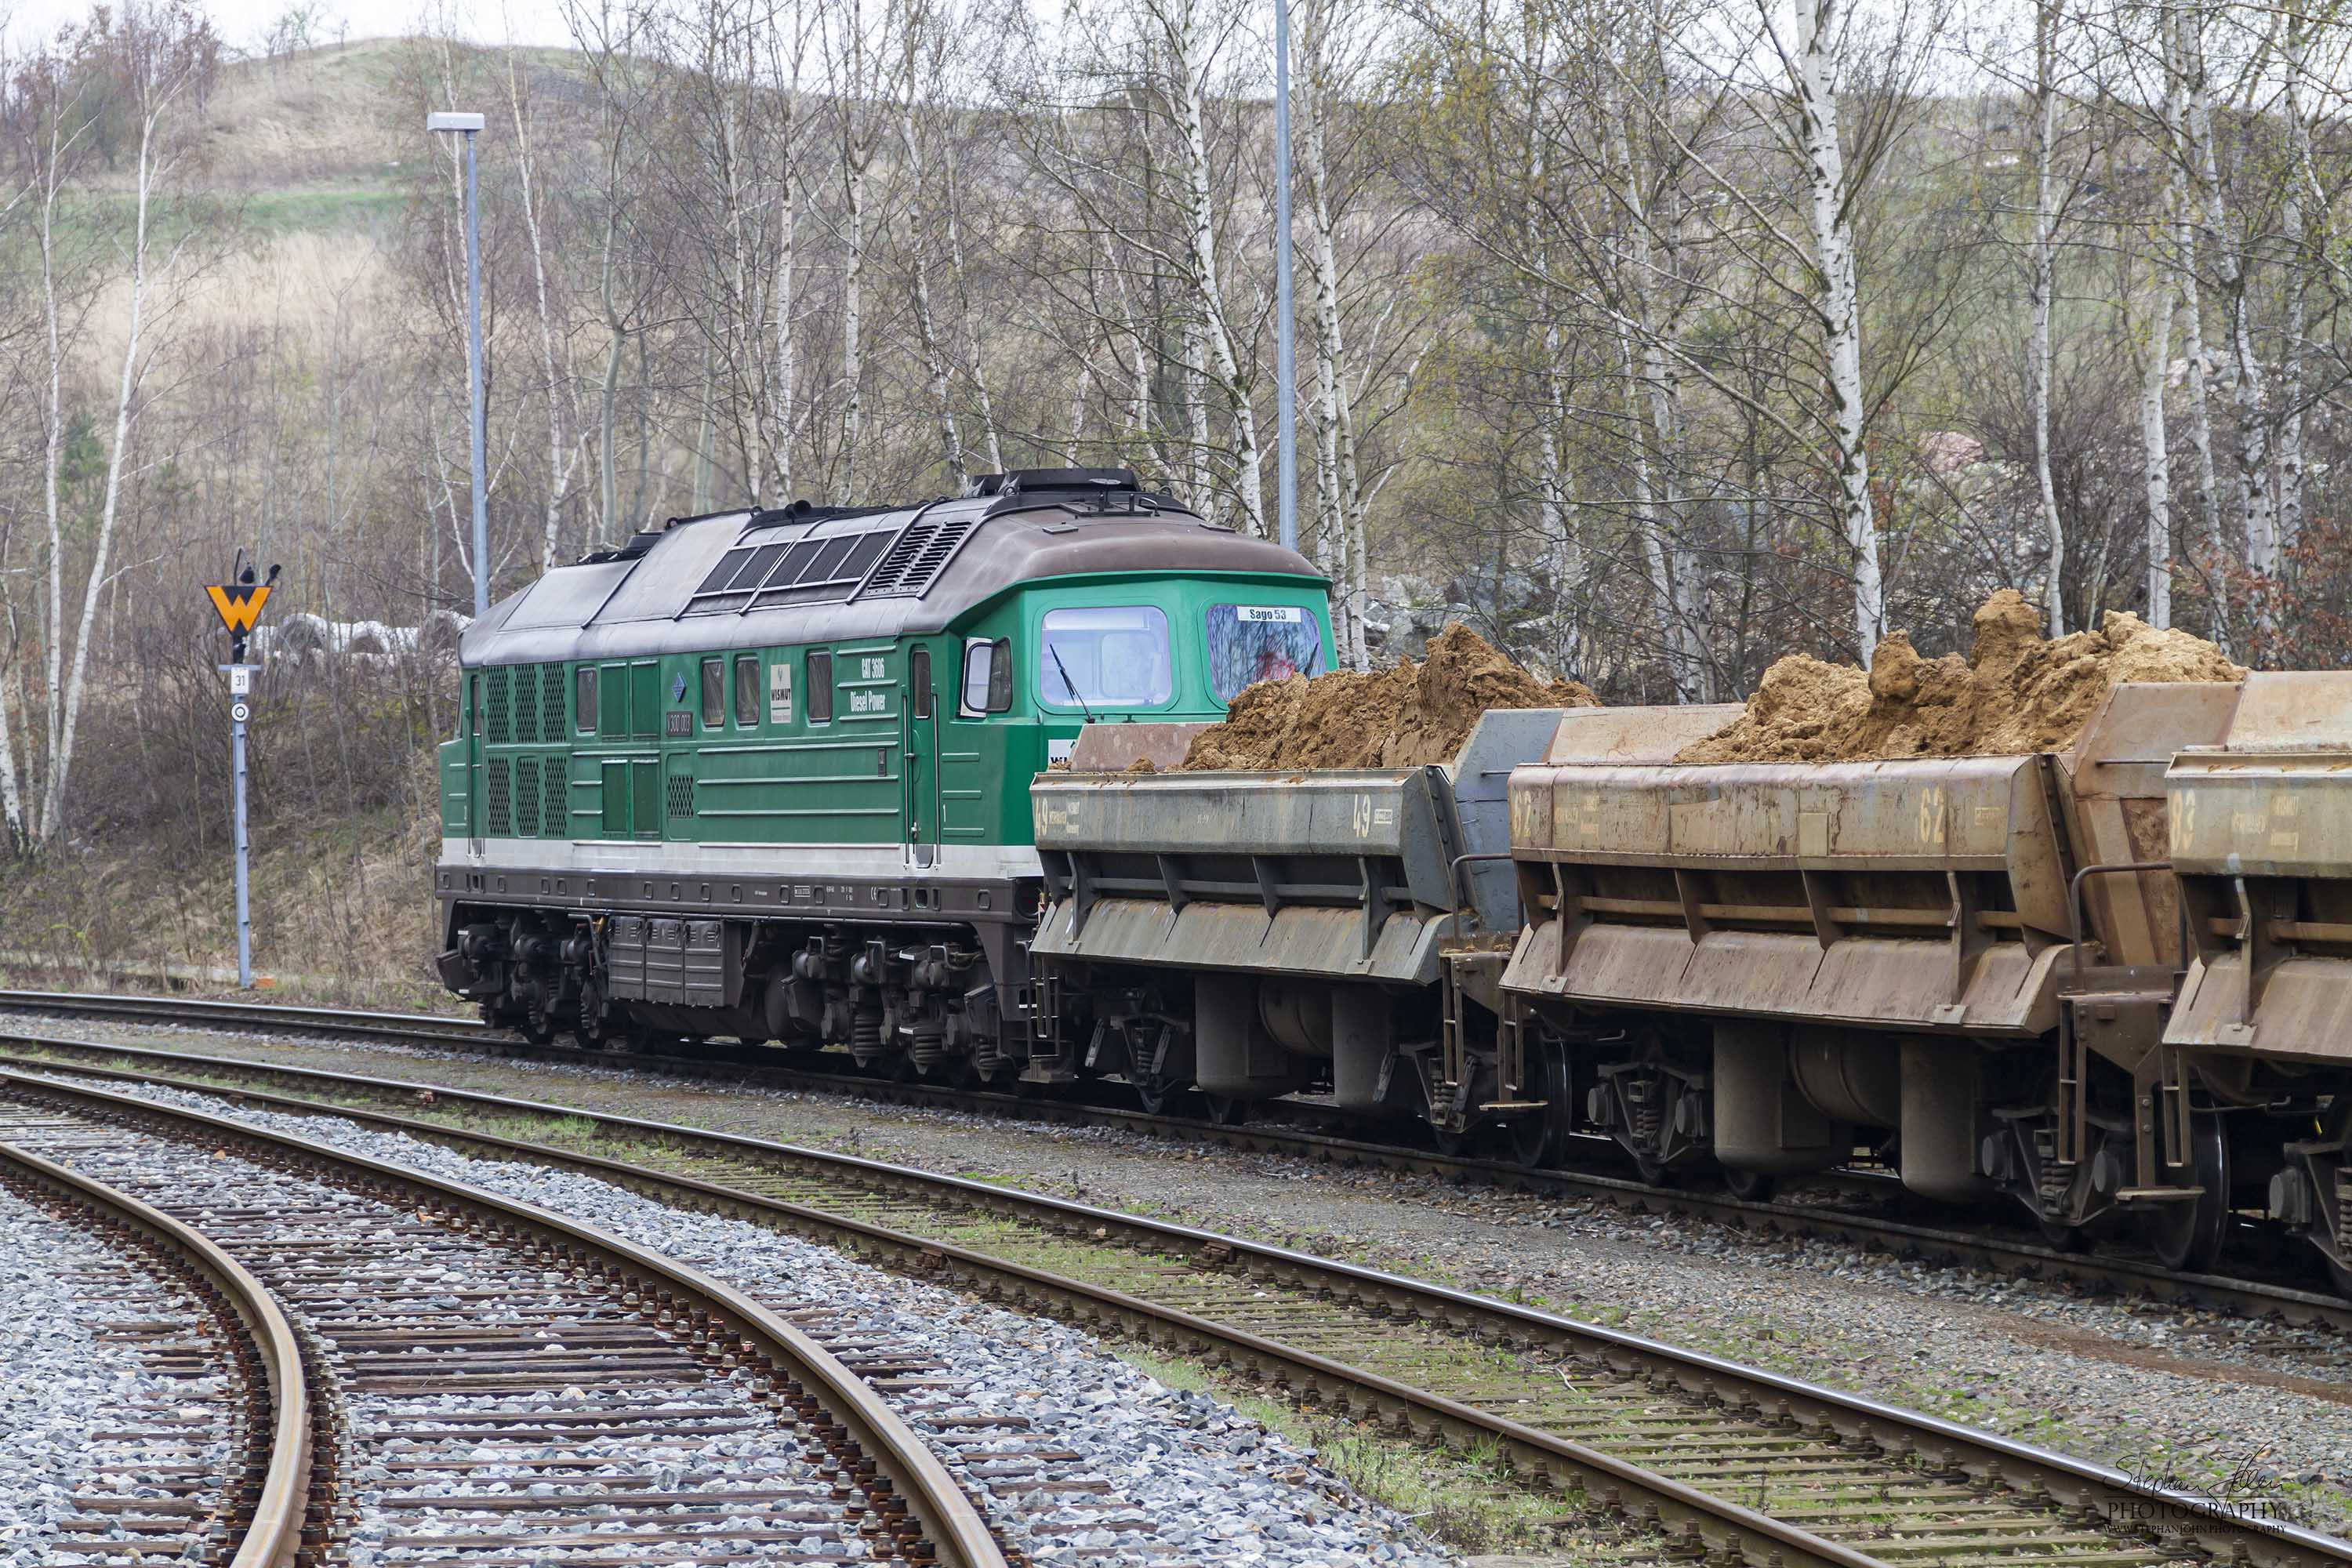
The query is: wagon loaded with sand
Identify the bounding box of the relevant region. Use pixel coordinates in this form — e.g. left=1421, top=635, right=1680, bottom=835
left=1501, top=590, right=2352, bottom=1276
left=1029, top=626, right=1594, bottom=1145
left=1034, top=594, right=2352, bottom=1287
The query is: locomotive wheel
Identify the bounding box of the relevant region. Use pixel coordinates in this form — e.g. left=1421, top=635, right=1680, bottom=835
left=2145, top=1112, right=2231, bottom=1273
left=1720, top=1167, right=1777, bottom=1203
left=519, top=986, right=559, bottom=1047
left=2328, top=1250, right=2352, bottom=1302
left=573, top=981, right=615, bottom=1050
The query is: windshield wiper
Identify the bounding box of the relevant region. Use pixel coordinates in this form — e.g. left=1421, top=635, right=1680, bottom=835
left=1051, top=645, right=1098, bottom=724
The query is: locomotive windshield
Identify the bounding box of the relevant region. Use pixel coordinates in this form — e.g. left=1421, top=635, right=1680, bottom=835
left=1037, top=606, right=1173, bottom=710
left=1206, top=603, right=1321, bottom=701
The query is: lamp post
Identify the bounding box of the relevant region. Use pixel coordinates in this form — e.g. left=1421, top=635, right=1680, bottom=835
left=1273, top=0, right=1298, bottom=554
left=428, top=110, right=490, bottom=617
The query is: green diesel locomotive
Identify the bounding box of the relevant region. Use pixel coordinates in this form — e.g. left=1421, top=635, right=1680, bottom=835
left=434, top=468, right=1332, bottom=1082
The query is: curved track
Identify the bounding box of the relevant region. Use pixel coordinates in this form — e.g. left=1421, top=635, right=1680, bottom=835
left=0, top=1139, right=314, bottom=1567
left=5, top=986, right=2347, bottom=1331
left=0, top=1065, right=1006, bottom=1568
left=7, top=1031, right=2347, bottom=1568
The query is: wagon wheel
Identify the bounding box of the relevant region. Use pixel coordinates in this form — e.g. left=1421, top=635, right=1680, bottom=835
left=1719, top=1167, right=1778, bottom=1203
left=2144, top=1111, right=2231, bottom=1274
left=2036, top=1214, right=2089, bottom=1252
left=1503, top=1040, right=1574, bottom=1171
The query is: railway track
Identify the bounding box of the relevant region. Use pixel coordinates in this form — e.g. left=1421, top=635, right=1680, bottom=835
left=6, top=1033, right=2347, bottom=1568
left=0, top=1066, right=1006, bottom=1568
left=0, top=1138, right=312, bottom=1566
left=5, top=985, right=2348, bottom=1334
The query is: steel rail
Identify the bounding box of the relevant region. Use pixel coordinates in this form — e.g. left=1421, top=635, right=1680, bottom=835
left=0, top=1067, right=1007, bottom=1568
left=9, top=1044, right=2347, bottom=1568
left=0, top=1138, right=315, bottom=1568
left=5, top=986, right=2347, bottom=1331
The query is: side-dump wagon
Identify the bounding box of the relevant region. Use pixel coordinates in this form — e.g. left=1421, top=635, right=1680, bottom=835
left=1501, top=681, right=2258, bottom=1267
left=1028, top=710, right=1573, bottom=1152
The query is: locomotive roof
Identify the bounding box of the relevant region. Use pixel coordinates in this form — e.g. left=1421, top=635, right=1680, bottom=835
left=459, top=484, right=1325, bottom=667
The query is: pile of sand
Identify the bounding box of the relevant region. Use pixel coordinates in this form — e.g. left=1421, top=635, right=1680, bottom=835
left=1179, top=624, right=1597, bottom=771
left=1675, top=589, right=2244, bottom=764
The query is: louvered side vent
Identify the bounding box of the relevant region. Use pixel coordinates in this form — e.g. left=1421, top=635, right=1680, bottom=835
left=485, top=759, right=513, bottom=837
left=542, top=666, right=568, bottom=739
left=862, top=516, right=978, bottom=598
left=517, top=666, right=541, bottom=744
left=514, top=756, right=542, bottom=837
left=543, top=761, right=568, bottom=841
left=666, top=773, right=696, bottom=819
left=486, top=669, right=511, bottom=745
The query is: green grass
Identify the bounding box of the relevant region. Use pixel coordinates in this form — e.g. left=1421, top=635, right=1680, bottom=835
left=235, top=182, right=407, bottom=234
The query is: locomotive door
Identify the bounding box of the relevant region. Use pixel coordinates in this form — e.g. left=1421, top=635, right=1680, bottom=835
left=905, top=644, right=938, bottom=869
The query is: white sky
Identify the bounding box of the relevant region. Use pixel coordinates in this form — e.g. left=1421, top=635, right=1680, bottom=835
left=4, top=0, right=581, bottom=56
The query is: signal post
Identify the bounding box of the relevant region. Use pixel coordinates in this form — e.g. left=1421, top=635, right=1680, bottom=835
left=206, top=562, right=278, bottom=989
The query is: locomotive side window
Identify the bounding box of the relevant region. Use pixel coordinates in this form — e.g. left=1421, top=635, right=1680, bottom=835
left=598, top=663, right=627, bottom=736
left=575, top=667, right=597, bottom=734
left=700, top=659, right=725, bottom=727
left=807, top=652, right=834, bottom=722
left=911, top=647, right=933, bottom=720
left=630, top=662, right=659, bottom=738
left=961, top=639, right=1012, bottom=715
left=733, top=655, right=760, bottom=728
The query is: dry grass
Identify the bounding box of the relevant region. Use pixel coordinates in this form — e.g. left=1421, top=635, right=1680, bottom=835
left=0, top=789, right=459, bottom=1012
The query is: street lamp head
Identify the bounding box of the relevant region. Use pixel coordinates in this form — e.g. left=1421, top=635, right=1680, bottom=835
left=426, top=111, right=485, bottom=134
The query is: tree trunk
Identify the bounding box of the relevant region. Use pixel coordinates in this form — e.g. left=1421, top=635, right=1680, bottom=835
left=45, top=88, right=165, bottom=842
left=2178, top=7, right=2270, bottom=619
left=1791, top=0, right=1882, bottom=662
left=1165, top=0, right=1265, bottom=535
left=2027, top=0, right=2063, bottom=633
left=898, top=85, right=965, bottom=485
left=1298, top=0, right=1363, bottom=666
left=2137, top=275, right=2174, bottom=629
left=1540, top=325, right=1582, bottom=679
left=1606, top=67, right=1704, bottom=696
left=508, top=51, right=570, bottom=572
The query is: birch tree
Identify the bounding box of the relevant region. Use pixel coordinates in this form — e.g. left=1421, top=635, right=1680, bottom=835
left=41, top=2, right=219, bottom=845
left=1767, top=0, right=1885, bottom=662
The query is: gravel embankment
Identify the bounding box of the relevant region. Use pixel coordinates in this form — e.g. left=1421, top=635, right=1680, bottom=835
left=19, top=1016, right=2352, bottom=1537
left=0, top=1184, right=231, bottom=1567
left=41, top=1069, right=1457, bottom=1568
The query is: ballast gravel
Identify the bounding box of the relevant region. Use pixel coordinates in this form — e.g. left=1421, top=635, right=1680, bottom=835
left=22, top=1017, right=2352, bottom=1537
left=39, top=1072, right=1458, bottom=1568
left=0, top=1184, right=230, bottom=1568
